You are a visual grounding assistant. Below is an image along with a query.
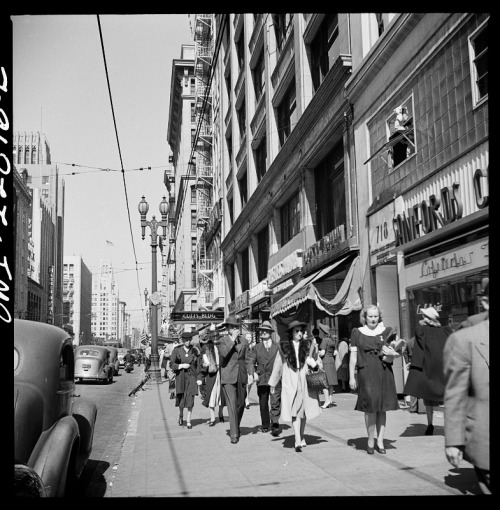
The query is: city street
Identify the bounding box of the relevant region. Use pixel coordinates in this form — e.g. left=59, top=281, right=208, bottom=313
left=74, top=365, right=480, bottom=497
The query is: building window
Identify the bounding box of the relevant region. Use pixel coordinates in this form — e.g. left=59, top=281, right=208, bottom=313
left=190, top=78, right=196, bottom=95
left=277, top=79, right=296, bottom=147
left=252, top=50, right=265, bottom=103
left=375, top=13, right=384, bottom=36
left=191, top=187, right=197, bottom=204
left=314, top=141, right=346, bottom=239
left=310, top=13, right=339, bottom=91
left=386, top=97, right=415, bottom=169
left=191, top=128, right=196, bottom=147
left=241, top=246, right=250, bottom=292
left=254, top=137, right=267, bottom=182
left=191, top=102, right=196, bottom=123
left=24, top=146, right=29, bottom=165
left=238, top=172, right=248, bottom=207
left=31, top=146, right=37, bottom=164
left=257, top=226, right=269, bottom=281
left=273, top=13, right=293, bottom=55
left=280, top=192, right=300, bottom=246
left=237, top=99, right=246, bottom=138
left=191, top=211, right=197, bottom=231
left=469, top=21, right=488, bottom=107
left=236, top=29, right=245, bottom=70
left=228, top=195, right=234, bottom=225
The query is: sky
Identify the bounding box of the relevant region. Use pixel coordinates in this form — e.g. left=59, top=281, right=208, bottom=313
left=12, top=14, right=193, bottom=331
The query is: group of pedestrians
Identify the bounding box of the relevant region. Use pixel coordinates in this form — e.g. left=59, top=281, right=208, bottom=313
left=159, top=278, right=489, bottom=494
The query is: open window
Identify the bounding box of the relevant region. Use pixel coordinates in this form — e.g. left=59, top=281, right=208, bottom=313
left=468, top=19, right=488, bottom=108
left=385, top=97, right=415, bottom=169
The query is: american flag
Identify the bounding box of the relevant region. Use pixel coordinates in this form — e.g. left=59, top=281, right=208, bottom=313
left=140, top=331, right=148, bottom=345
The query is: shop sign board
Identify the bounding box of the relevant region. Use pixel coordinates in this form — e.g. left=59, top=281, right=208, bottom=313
left=405, top=238, right=488, bottom=287
left=369, top=200, right=398, bottom=266
left=170, top=310, right=224, bottom=324
left=267, top=250, right=303, bottom=287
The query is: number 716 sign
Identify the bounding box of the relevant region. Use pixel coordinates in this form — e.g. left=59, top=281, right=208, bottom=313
left=369, top=201, right=397, bottom=267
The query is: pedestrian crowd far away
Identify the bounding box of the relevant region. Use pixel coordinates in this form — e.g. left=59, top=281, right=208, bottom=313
left=155, top=285, right=488, bottom=492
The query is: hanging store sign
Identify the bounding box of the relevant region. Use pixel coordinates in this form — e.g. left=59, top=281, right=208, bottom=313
left=47, top=265, right=54, bottom=324
left=369, top=200, right=398, bottom=266
left=302, top=225, right=347, bottom=273
left=170, top=310, right=224, bottom=324
left=267, top=250, right=303, bottom=287
left=405, top=238, right=488, bottom=286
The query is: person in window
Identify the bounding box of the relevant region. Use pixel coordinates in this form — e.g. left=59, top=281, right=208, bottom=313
left=269, top=320, right=321, bottom=452
left=349, top=305, right=401, bottom=454
left=403, top=306, right=453, bottom=436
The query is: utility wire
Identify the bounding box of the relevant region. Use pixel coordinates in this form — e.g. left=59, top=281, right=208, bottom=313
left=96, top=15, right=146, bottom=332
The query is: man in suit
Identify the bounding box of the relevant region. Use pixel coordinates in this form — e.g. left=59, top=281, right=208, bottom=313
left=217, top=315, right=253, bottom=444
left=443, top=278, right=489, bottom=494
left=248, top=320, right=282, bottom=436
left=458, top=277, right=489, bottom=329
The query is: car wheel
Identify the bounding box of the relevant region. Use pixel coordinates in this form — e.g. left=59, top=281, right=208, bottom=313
left=14, top=464, right=46, bottom=497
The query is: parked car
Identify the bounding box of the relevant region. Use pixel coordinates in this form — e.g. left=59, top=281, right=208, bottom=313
left=14, top=319, right=98, bottom=497
left=117, top=348, right=129, bottom=368
left=107, top=346, right=120, bottom=375
left=74, top=346, right=114, bottom=384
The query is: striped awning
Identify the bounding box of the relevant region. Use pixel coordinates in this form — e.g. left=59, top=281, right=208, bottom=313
left=270, top=255, right=362, bottom=318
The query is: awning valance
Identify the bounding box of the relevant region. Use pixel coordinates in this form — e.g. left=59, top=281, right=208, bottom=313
left=270, top=255, right=362, bottom=318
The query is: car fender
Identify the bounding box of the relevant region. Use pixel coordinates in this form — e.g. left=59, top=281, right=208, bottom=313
left=72, top=397, right=97, bottom=455
left=31, top=415, right=80, bottom=497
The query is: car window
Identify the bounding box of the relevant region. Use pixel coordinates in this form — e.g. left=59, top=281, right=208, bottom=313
left=77, top=349, right=101, bottom=357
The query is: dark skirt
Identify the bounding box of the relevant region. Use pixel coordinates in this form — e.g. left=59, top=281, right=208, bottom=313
left=355, top=353, right=399, bottom=413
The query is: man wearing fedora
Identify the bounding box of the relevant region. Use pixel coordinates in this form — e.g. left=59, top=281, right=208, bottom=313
left=248, top=320, right=282, bottom=436
left=459, top=277, right=489, bottom=329
left=217, top=314, right=254, bottom=444
left=443, top=277, right=489, bottom=494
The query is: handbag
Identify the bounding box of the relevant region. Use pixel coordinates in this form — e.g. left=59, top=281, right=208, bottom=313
left=306, top=338, right=328, bottom=391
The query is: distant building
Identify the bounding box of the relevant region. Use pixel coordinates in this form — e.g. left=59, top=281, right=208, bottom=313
left=91, top=259, right=119, bottom=343
left=63, top=255, right=92, bottom=346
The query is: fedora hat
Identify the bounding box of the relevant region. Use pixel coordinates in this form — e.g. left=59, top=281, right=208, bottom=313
left=257, top=320, right=274, bottom=332
left=286, top=320, right=307, bottom=332
left=181, top=330, right=194, bottom=339
left=222, top=315, right=240, bottom=328
left=420, top=306, right=440, bottom=321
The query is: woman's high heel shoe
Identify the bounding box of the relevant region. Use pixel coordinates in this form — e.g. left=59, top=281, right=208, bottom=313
left=178, top=417, right=183, bottom=426
left=295, top=444, right=302, bottom=452
left=367, top=443, right=375, bottom=455
left=375, top=444, right=386, bottom=454
left=187, top=422, right=192, bottom=429
left=219, top=416, right=224, bottom=423
left=208, top=420, right=216, bottom=427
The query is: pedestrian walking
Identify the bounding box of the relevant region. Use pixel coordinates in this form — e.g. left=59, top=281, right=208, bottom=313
left=403, top=306, right=452, bottom=435
left=170, top=331, right=201, bottom=429
left=349, top=305, right=401, bottom=454
left=269, top=320, right=321, bottom=452
left=245, top=332, right=256, bottom=409
left=217, top=315, right=254, bottom=444
left=197, top=329, right=223, bottom=427
left=248, top=320, right=282, bottom=436
left=335, top=337, right=350, bottom=392
left=315, top=327, right=338, bottom=408
left=443, top=277, right=489, bottom=494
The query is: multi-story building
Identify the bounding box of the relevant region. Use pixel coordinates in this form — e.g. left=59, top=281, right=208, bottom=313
left=13, top=167, right=32, bottom=319
left=91, top=259, right=120, bottom=344
left=13, top=131, right=65, bottom=326
left=62, top=255, right=92, bottom=346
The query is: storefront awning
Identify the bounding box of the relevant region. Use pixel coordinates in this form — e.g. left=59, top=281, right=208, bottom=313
left=270, top=255, right=362, bottom=318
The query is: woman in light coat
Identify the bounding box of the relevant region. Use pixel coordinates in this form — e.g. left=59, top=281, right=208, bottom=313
left=269, top=320, right=321, bottom=452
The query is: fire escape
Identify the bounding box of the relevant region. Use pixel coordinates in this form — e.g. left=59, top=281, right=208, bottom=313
left=194, top=14, right=215, bottom=309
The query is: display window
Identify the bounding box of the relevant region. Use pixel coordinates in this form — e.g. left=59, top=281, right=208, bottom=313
left=407, top=270, right=488, bottom=335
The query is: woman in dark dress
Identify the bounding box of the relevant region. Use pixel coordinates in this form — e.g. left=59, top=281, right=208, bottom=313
left=403, top=306, right=452, bottom=435
left=170, top=331, right=200, bottom=429
left=349, top=304, right=401, bottom=454
left=316, top=329, right=338, bottom=408
left=197, top=330, right=222, bottom=426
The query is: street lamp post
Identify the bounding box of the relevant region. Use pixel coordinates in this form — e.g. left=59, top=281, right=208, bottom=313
left=138, top=195, right=170, bottom=384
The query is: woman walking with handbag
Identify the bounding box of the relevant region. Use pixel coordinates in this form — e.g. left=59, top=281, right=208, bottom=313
left=349, top=305, right=401, bottom=454
left=269, top=320, right=321, bottom=452
left=170, top=331, right=200, bottom=429
left=197, top=329, right=223, bottom=426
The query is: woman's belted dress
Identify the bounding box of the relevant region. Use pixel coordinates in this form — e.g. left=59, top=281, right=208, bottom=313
left=170, top=345, right=200, bottom=408
left=351, top=327, right=399, bottom=413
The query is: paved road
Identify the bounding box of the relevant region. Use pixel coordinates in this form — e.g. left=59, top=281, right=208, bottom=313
left=101, top=375, right=481, bottom=497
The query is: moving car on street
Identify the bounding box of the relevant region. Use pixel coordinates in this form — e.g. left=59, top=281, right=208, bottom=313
left=117, top=348, right=129, bottom=368
left=74, top=346, right=114, bottom=384
left=14, top=319, right=98, bottom=497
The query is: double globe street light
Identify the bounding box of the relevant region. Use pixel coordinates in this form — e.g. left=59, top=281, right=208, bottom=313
left=138, top=195, right=170, bottom=383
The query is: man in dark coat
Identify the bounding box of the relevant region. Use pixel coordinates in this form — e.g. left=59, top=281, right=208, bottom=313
left=217, top=315, right=253, bottom=444
left=248, top=320, right=282, bottom=436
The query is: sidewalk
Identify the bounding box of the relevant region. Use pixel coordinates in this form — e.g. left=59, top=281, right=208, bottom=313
left=106, top=379, right=480, bottom=497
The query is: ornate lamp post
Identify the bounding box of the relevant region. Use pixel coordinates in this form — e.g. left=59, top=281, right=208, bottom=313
left=138, top=195, right=170, bottom=383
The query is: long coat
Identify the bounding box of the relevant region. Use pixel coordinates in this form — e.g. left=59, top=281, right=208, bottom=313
left=170, top=345, right=199, bottom=399
left=217, top=334, right=253, bottom=384
left=443, top=319, right=489, bottom=470
left=248, top=341, right=279, bottom=386
left=268, top=350, right=321, bottom=423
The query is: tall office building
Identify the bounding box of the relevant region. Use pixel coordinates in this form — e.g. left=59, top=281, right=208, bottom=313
left=91, top=259, right=120, bottom=344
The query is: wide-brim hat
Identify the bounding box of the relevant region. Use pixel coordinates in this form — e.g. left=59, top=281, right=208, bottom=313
left=286, top=320, right=307, bottom=332
left=420, top=306, right=440, bottom=321
left=222, top=315, right=240, bottom=328
left=181, top=331, right=194, bottom=339
left=257, top=320, right=274, bottom=332
left=476, top=277, right=489, bottom=296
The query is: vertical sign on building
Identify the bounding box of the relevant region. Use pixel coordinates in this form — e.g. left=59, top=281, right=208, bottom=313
left=47, top=265, right=54, bottom=323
